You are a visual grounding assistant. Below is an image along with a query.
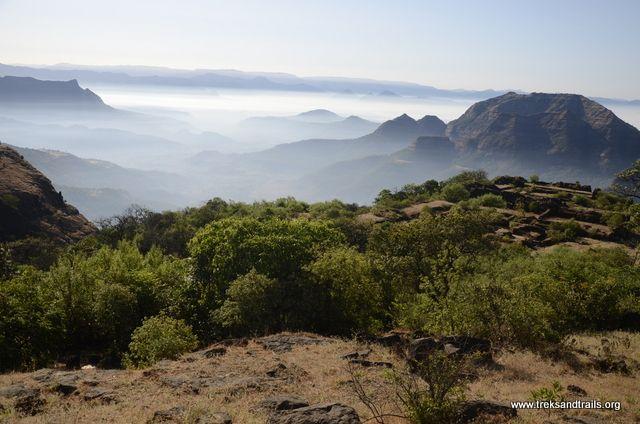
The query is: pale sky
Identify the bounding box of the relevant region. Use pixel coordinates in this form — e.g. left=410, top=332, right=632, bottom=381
left=1, top=0, right=638, bottom=99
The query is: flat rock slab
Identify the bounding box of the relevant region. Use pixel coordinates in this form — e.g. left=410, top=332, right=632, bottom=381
left=267, top=402, right=360, bottom=424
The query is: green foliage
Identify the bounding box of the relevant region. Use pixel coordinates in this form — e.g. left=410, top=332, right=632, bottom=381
left=123, top=315, right=198, bottom=368
left=399, top=247, right=640, bottom=347
left=390, top=351, right=468, bottom=424
left=189, top=217, right=345, bottom=290
left=214, top=270, right=281, bottom=335
left=374, top=180, right=439, bottom=209
left=529, top=174, right=540, bottom=183
left=307, top=247, right=383, bottom=334
left=468, top=193, right=507, bottom=208
left=572, top=194, right=593, bottom=207
left=440, top=183, right=470, bottom=203
left=444, top=170, right=489, bottom=186
left=530, top=381, right=565, bottom=402
left=548, top=219, right=583, bottom=242
left=603, top=211, right=628, bottom=230
left=0, top=267, right=63, bottom=371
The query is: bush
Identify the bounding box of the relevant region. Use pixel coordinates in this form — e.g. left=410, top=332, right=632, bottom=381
left=573, top=194, right=593, bottom=207
left=214, top=270, right=281, bottom=335
left=529, top=174, right=540, bottom=183
left=398, top=247, right=640, bottom=347
left=390, top=351, right=468, bottom=424
left=441, top=183, right=470, bottom=203
left=548, top=220, right=583, bottom=242
left=123, top=315, right=198, bottom=368
left=468, top=193, right=507, bottom=208
left=307, top=247, right=383, bottom=334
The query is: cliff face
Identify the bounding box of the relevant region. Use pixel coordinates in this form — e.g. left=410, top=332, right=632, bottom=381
left=0, top=143, right=95, bottom=243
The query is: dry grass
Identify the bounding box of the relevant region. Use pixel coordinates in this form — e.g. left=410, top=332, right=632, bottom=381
left=0, top=331, right=638, bottom=423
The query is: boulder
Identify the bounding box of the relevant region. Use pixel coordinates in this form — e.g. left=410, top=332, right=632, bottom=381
left=83, top=387, right=115, bottom=402
left=14, top=391, right=46, bottom=416
left=458, top=400, right=517, bottom=423
left=148, top=406, right=186, bottom=423
left=567, top=384, right=588, bottom=396
left=0, top=384, right=32, bottom=398
left=267, top=402, right=360, bottom=424
left=197, top=412, right=232, bottom=424
left=260, top=395, right=309, bottom=411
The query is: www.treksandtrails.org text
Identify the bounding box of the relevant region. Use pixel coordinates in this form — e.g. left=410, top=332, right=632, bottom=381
left=511, top=400, right=621, bottom=411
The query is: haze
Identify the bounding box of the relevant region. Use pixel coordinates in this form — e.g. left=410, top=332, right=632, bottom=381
left=1, top=0, right=640, bottom=100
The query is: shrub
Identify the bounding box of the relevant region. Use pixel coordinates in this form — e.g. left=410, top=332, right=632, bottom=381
left=441, top=183, right=470, bottom=203
left=444, top=170, right=489, bottom=186
left=529, top=174, right=540, bottom=183
left=548, top=220, right=583, bottom=242
left=214, top=270, right=280, bottom=335
left=469, top=193, right=506, bottom=208
left=189, top=217, right=345, bottom=290
left=123, top=315, right=198, bottom=368
left=390, top=351, right=468, bottom=424
left=307, top=247, right=383, bottom=334
left=573, top=194, right=593, bottom=207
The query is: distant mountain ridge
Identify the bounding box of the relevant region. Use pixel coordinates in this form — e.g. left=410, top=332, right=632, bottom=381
left=0, top=76, right=108, bottom=108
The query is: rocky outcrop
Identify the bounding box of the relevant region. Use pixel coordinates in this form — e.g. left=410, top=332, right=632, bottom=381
left=267, top=402, right=361, bottom=424
left=0, top=143, right=95, bottom=242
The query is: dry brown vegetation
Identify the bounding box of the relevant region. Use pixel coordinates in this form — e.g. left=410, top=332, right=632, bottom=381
left=0, top=331, right=638, bottom=423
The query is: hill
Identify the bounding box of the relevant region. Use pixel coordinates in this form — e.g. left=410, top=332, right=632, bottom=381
left=0, top=143, right=95, bottom=242
left=233, top=110, right=378, bottom=146
left=13, top=146, right=190, bottom=219
left=0, top=76, right=109, bottom=109
left=446, top=92, right=640, bottom=183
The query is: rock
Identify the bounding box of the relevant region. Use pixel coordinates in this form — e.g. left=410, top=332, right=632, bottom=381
left=203, top=346, right=227, bottom=358
left=493, top=176, right=527, bottom=187
left=408, top=337, right=440, bottom=363
left=567, top=384, right=588, bottom=396
left=340, top=349, right=371, bottom=360
left=83, top=387, right=115, bottom=402
left=267, top=402, right=360, bottom=424
left=440, top=336, right=492, bottom=363
left=260, top=395, right=309, bottom=411
left=458, top=400, right=517, bottom=423
left=50, top=378, right=78, bottom=396
left=266, top=363, right=288, bottom=378
left=257, top=334, right=329, bottom=353
left=348, top=359, right=393, bottom=368
left=14, top=391, right=46, bottom=416
left=197, top=412, right=232, bottom=424
left=376, top=331, right=409, bottom=348
left=0, top=384, right=32, bottom=398
left=593, top=356, right=630, bottom=374
left=148, top=406, right=186, bottom=423
left=81, top=364, right=96, bottom=370
left=31, top=368, right=55, bottom=382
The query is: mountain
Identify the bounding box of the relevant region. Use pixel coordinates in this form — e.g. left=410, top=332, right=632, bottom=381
left=0, top=143, right=95, bottom=242
left=227, top=114, right=448, bottom=177
left=233, top=110, right=379, bottom=146
left=0, top=76, right=109, bottom=109
left=0, top=63, right=508, bottom=99
left=292, top=93, right=640, bottom=203
left=12, top=146, right=192, bottom=219
left=446, top=92, right=640, bottom=182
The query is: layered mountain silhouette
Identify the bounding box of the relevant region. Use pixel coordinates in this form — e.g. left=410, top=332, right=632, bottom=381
left=288, top=93, right=640, bottom=202
left=0, top=76, right=109, bottom=108
left=234, top=110, right=379, bottom=146
left=0, top=143, right=95, bottom=242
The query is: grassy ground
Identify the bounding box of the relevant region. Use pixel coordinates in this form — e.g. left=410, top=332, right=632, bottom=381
left=0, top=332, right=638, bottom=423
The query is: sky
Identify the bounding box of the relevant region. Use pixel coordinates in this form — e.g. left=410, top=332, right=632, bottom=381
left=1, top=0, right=639, bottom=99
